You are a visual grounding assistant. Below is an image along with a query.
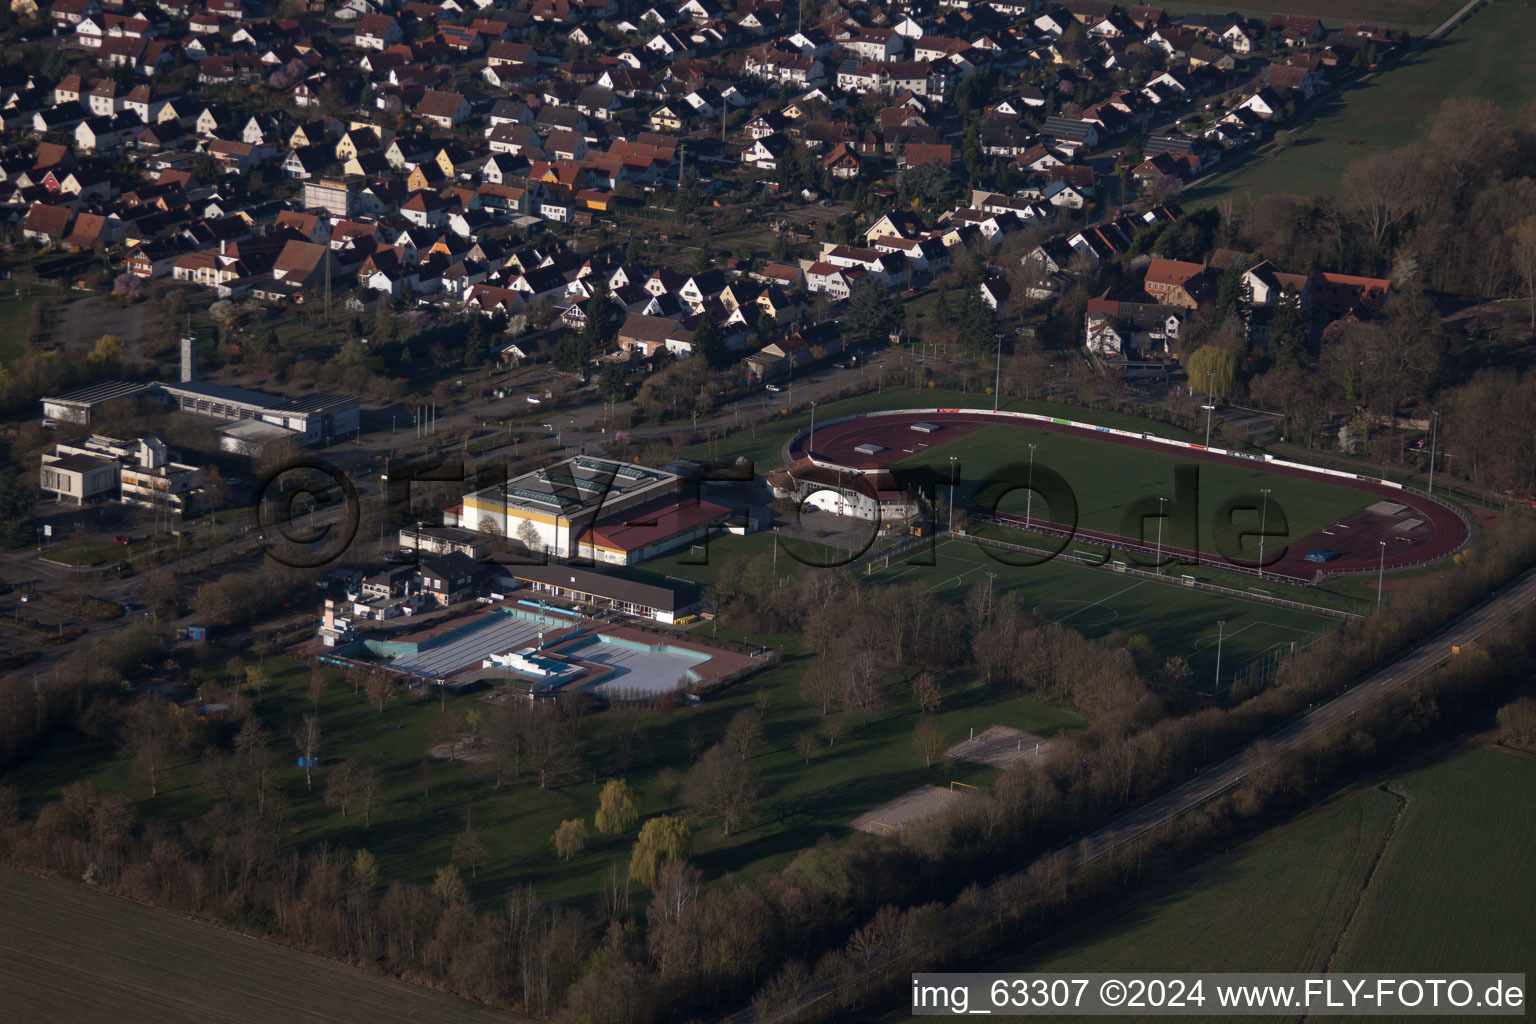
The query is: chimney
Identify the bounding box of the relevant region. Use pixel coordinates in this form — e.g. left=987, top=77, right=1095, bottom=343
left=219, top=238, right=226, bottom=256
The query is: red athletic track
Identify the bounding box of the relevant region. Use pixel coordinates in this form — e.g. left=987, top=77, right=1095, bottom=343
left=787, top=410, right=1471, bottom=580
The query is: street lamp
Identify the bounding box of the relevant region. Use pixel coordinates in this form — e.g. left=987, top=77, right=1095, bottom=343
left=948, top=455, right=958, bottom=532
left=1214, top=619, right=1225, bottom=693
left=993, top=333, right=1003, bottom=412
left=1257, top=488, right=1271, bottom=579
left=1155, top=495, right=1167, bottom=573
left=1377, top=540, right=1387, bottom=609
left=1427, top=410, right=1439, bottom=496
left=1026, top=443, right=1037, bottom=529
left=808, top=400, right=817, bottom=459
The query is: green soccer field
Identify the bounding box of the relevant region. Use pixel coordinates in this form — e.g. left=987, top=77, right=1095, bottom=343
left=899, top=423, right=1375, bottom=560
left=864, top=538, right=1340, bottom=690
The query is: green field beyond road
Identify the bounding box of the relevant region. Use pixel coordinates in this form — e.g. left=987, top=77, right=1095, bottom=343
left=900, top=423, right=1371, bottom=558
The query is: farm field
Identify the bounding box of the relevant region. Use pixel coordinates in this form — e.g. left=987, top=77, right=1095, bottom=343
left=0, top=867, right=521, bottom=1024
left=1, top=634, right=1085, bottom=909
left=863, top=537, right=1339, bottom=690
left=1155, top=0, right=1461, bottom=33
left=1187, top=0, right=1536, bottom=204
left=898, top=422, right=1373, bottom=556
left=1331, top=746, right=1536, bottom=976
left=878, top=745, right=1536, bottom=1021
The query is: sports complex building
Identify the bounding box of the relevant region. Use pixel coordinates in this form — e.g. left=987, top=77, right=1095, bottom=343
left=452, top=456, right=730, bottom=566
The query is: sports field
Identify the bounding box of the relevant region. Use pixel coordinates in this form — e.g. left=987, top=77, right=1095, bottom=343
left=1187, top=0, right=1536, bottom=204
left=864, top=538, right=1338, bottom=690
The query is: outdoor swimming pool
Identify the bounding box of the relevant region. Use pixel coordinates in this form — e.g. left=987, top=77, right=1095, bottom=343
left=558, top=634, right=710, bottom=697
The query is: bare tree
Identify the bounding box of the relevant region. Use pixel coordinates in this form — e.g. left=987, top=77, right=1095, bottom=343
left=294, top=713, right=322, bottom=791
left=723, top=707, right=764, bottom=762
left=841, top=649, right=887, bottom=724
left=453, top=821, right=489, bottom=877
left=794, top=731, right=819, bottom=766
left=358, top=763, right=381, bottom=827
left=911, top=671, right=943, bottom=714
left=912, top=716, right=949, bottom=768
left=118, top=698, right=180, bottom=797
left=307, top=668, right=329, bottom=711
left=798, top=656, right=842, bottom=715
left=1509, top=216, right=1536, bottom=334
left=325, top=760, right=360, bottom=817
left=364, top=672, right=397, bottom=715
left=821, top=712, right=848, bottom=747
left=682, top=743, right=761, bottom=836
left=235, top=716, right=276, bottom=815
left=525, top=706, right=580, bottom=788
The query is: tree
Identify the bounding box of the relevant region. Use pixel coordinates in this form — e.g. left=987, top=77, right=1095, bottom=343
left=821, top=712, right=848, bottom=747
left=353, top=848, right=381, bottom=894
left=682, top=743, right=761, bottom=836
left=524, top=705, right=580, bottom=787
left=357, top=763, right=381, bottom=826
left=722, top=707, right=764, bottom=762
left=307, top=668, right=329, bottom=710
left=91, top=333, right=125, bottom=370
left=1509, top=216, right=1536, bottom=334
left=844, top=278, right=903, bottom=348
left=552, top=333, right=592, bottom=373
left=553, top=817, right=588, bottom=861
left=244, top=664, right=271, bottom=705
left=1339, top=147, right=1423, bottom=250
left=432, top=864, right=467, bottom=904
left=690, top=309, right=728, bottom=370
left=453, top=822, right=488, bottom=877
left=1184, top=345, right=1236, bottom=399
left=911, top=671, right=943, bottom=714
left=911, top=716, right=949, bottom=768
left=325, top=760, right=360, bottom=817
left=629, top=815, right=690, bottom=887
left=799, top=657, right=843, bottom=715
left=597, top=362, right=627, bottom=403
left=118, top=698, right=180, bottom=797
left=364, top=671, right=397, bottom=715
left=0, top=471, right=37, bottom=548
left=594, top=778, right=639, bottom=836
left=294, top=713, right=322, bottom=791
left=794, top=731, right=819, bottom=766
left=582, top=278, right=619, bottom=350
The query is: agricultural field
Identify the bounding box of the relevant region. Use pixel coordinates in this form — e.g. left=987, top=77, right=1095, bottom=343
left=863, top=537, right=1339, bottom=691
left=899, top=422, right=1373, bottom=555
left=1331, top=746, right=1536, bottom=974
left=1187, top=0, right=1536, bottom=204
left=2, top=635, right=1085, bottom=910
left=1156, top=0, right=1462, bottom=33
left=0, top=867, right=521, bottom=1024
left=883, top=745, right=1536, bottom=1022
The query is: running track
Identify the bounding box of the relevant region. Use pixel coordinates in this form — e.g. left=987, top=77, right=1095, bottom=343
left=786, top=410, right=1470, bottom=579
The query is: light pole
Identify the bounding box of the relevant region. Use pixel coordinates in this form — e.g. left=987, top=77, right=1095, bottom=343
left=948, top=455, right=958, bottom=533
left=993, top=333, right=1002, bottom=412
left=808, top=400, right=817, bottom=459
left=1204, top=369, right=1215, bottom=447
left=1026, top=443, right=1036, bottom=529
left=1427, top=410, right=1439, bottom=496
left=772, top=525, right=779, bottom=576
left=1257, top=488, right=1271, bottom=579
left=1377, top=540, right=1386, bottom=609
left=1155, top=495, right=1167, bottom=573
left=1214, top=619, right=1225, bottom=693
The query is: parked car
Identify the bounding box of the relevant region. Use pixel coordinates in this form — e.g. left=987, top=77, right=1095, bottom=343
left=765, top=384, right=783, bottom=393
left=113, top=536, right=133, bottom=545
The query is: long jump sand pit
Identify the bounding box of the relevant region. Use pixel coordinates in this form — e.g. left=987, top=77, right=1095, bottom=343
left=851, top=785, right=963, bottom=834
left=949, top=725, right=1052, bottom=768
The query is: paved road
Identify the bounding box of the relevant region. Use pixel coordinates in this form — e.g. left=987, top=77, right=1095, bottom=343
left=727, top=567, right=1536, bottom=1023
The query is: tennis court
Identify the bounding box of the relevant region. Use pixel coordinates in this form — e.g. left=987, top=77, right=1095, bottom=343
left=864, top=538, right=1338, bottom=692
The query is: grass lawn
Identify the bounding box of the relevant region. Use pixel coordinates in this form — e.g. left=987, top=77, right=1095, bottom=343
left=906, top=422, right=1374, bottom=554
left=863, top=537, right=1337, bottom=690
left=1155, top=0, right=1461, bottom=33
left=1186, top=0, right=1536, bottom=205
left=0, top=286, right=40, bottom=366
left=3, top=638, right=1086, bottom=911
left=1332, top=746, right=1536, bottom=975
left=682, top=387, right=1196, bottom=470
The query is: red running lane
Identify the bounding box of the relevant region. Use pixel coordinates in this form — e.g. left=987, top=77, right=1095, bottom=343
left=788, top=410, right=1469, bottom=577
